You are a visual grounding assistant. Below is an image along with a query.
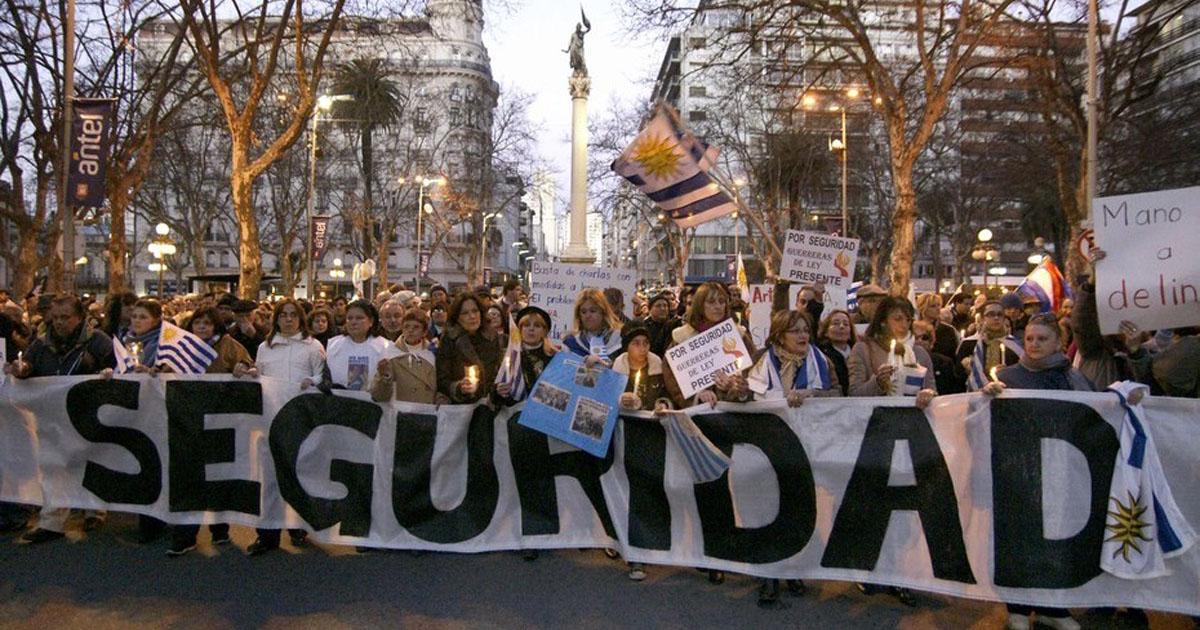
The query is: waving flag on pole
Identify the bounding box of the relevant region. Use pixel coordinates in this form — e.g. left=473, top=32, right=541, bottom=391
left=155, top=321, right=217, bottom=374
left=494, top=321, right=526, bottom=401
left=111, top=337, right=137, bottom=374
left=612, top=103, right=736, bottom=229
left=1016, top=257, right=1072, bottom=314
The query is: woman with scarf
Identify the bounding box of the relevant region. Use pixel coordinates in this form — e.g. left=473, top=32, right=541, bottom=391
left=120, top=299, right=173, bottom=544
left=167, top=307, right=253, bottom=557
left=745, top=309, right=839, bottom=605
left=847, top=296, right=936, bottom=406
left=669, top=281, right=757, bottom=407
left=560, top=288, right=624, bottom=364
left=371, top=309, right=441, bottom=404
left=982, top=313, right=1090, bottom=630
left=437, top=292, right=505, bottom=404
left=955, top=299, right=1022, bottom=392
left=614, top=323, right=685, bottom=413
left=816, top=309, right=855, bottom=396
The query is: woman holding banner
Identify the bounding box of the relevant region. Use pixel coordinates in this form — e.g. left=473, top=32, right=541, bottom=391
left=816, top=309, right=854, bottom=396
left=120, top=299, right=173, bottom=544
left=982, top=313, right=1091, bottom=630
left=371, top=309, right=440, bottom=405
left=494, top=306, right=557, bottom=407
left=324, top=300, right=392, bottom=392
left=560, top=288, right=623, bottom=363
left=437, top=292, right=505, bottom=404
left=668, top=281, right=756, bottom=407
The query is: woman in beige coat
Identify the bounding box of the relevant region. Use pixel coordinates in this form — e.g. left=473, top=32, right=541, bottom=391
left=371, top=309, right=443, bottom=404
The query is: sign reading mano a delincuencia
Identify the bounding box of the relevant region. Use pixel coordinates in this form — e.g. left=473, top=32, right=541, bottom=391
left=1094, top=186, right=1200, bottom=335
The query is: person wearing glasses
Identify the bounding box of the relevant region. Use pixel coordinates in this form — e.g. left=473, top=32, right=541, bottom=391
left=955, top=300, right=1023, bottom=392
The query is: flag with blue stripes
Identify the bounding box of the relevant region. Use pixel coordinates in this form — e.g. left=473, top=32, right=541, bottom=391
left=1101, top=381, right=1196, bottom=579
left=612, top=103, right=736, bottom=229
left=155, top=321, right=217, bottom=375
left=846, top=281, right=863, bottom=311
left=663, top=413, right=730, bottom=483
left=494, top=321, right=526, bottom=401
left=111, top=337, right=137, bottom=374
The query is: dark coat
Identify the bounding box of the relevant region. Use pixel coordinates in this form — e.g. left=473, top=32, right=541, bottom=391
left=997, top=357, right=1094, bottom=392
left=816, top=340, right=851, bottom=396
left=23, top=325, right=115, bottom=377
left=436, top=325, right=505, bottom=403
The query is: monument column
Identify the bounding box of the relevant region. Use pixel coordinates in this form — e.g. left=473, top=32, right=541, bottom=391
left=560, top=74, right=594, bottom=263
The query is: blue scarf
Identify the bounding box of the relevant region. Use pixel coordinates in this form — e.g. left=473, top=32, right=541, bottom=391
left=123, top=325, right=161, bottom=366
left=562, top=328, right=621, bottom=358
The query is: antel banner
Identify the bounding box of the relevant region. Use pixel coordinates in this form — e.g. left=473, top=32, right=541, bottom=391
left=67, top=98, right=116, bottom=208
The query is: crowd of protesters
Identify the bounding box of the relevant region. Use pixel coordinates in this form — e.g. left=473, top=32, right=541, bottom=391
left=1, top=253, right=1198, bottom=625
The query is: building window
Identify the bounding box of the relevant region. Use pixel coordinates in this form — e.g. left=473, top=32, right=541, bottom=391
left=689, top=37, right=706, bottom=49
left=413, top=108, right=430, bottom=133
left=220, top=251, right=229, bottom=268
left=450, top=107, right=462, bottom=127
left=688, top=110, right=707, bottom=122
left=689, top=85, right=707, bottom=98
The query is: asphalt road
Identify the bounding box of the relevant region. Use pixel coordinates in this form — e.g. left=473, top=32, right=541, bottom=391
left=0, top=514, right=1194, bottom=630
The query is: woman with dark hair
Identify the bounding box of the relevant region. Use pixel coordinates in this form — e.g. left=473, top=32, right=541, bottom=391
left=817, top=309, right=855, bottom=396
left=437, top=292, right=505, bottom=404
left=668, top=281, right=756, bottom=407
left=324, top=299, right=392, bottom=391
left=167, top=306, right=253, bottom=557
left=308, top=306, right=335, bottom=348
left=248, top=298, right=325, bottom=556
left=847, top=296, right=936, bottom=406
left=103, top=291, right=137, bottom=341
left=982, top=313, right=1089, bottom=630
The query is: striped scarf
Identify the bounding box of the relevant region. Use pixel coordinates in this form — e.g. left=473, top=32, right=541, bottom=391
left=747, top=345, right=832, bottom=397
left=967, top=332, right=1024, bottom=391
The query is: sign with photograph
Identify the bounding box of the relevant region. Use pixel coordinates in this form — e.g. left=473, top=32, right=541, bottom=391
left=518, top=352, right=628, bottom=457
left=527, top=261, right=637, bottom=340
left=1093, top=186, right=1200, bottom=334
left=779, top=230, right=859, bottom=289
left=664, top=317, right=753, bottom=399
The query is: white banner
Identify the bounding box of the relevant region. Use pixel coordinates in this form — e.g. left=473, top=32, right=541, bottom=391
left=2, top=376, right=1199, bottom=614
left=1094, top=186, right=1200, bottom=334
left=527, top=261, right=637, bottom=340
left=779, top=230, right=860, bottom=289
left=746, top=284, right=775, bottom=348
left=663, top=318, right=753, bottom=399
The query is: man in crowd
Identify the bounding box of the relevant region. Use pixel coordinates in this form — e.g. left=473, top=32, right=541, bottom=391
left=852, top=283, right=887, bottom=325
left=229, top=299, right=265, bottom=361
left=216, top=293, right=238, bottom=326
left=499, top=280, right=524, bottom=315
left=428, top=284, right=449, bottom=308
left=379, top=300, right=405, bottom=342
left=5, top=294, right=115, bottom=544
left=428, top=302, right=448, bottom=341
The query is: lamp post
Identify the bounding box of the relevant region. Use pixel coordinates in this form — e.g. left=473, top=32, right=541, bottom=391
left=479, top=210, right=500, bottom=287
left=306, top=93, right=352, bottom=298
left=972, top=228, right=999, bottom=289
left=329, top=257, right=346, bottom=298
left=400, top=175, right=445, bottom=294
left=147, top=222, right=176, bottom=299
left=803, top=86, right=864, bottom=237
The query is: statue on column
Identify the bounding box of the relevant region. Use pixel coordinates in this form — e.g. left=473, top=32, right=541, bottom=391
left=565, top=7, right=591, bottom=77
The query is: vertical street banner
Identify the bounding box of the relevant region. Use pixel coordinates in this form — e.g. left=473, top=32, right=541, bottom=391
left=67, top=98, right=116, bottom=208
left=418, top=252, right=431, bottom=278
left=1094, top=186, right=1200, bottom=334
left=779, top=230, right=860, bottom=289
left=517, top=352, right=627, bottom=457
left=310, top=216, right=331, bottom=261
left=527, top=261, right=638, bottom=340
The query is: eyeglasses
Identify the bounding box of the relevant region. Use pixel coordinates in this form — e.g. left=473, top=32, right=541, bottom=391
left=984, top=311, right=1004, bottom=318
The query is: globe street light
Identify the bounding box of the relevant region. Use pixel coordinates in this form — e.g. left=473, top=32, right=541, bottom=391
left=329, top=257, right=346, bottom=298
left=147, top=223, right=176, bottom=298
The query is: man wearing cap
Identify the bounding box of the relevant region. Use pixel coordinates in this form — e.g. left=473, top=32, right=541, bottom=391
left=640, top=292, right=680, bottom=357
left=229, top=299, right=265, bottom=361
left=999, top=292, right=1031, bottom=344
left=852, top=283, right=888, bottom=325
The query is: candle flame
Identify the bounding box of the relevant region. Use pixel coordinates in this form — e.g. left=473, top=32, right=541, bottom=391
left=990, top=366, right=1000, bottom=382
left=633, top=369, right=641, bottom=392
left=466, top=365, right=477, bottom=383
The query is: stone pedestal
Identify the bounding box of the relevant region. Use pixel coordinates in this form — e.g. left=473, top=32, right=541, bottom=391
left=560, top=74, right=595, bottom=264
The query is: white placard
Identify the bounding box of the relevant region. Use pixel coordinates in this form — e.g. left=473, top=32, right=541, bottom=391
left=779, top=230, right=860, bottom=289
left=746, top=284, right=775, bottom=348
left=527, top=261, right=638, bottom=340
left=786, top=285, right=848, bottom=322
left=664, top=317, right=752, bottom=399
left=1094, top=186, right=1200, bottom=334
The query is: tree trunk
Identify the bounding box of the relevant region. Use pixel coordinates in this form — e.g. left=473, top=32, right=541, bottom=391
left=280, top=245, right=295, bottom=297
left=107, top=185, right=131, bottom=295
left=888, top=159, right=918, bottom=296
left=11, top=229, right=38, bottom=298
left=231, top=161, right=262, bottom=298
left=376, top=226, right=391, bottom=290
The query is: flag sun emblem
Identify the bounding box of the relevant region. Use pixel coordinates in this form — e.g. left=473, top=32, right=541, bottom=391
left=1106, top=490, right=1153, bottom=562
left=631, top=134, right=681, bottom=180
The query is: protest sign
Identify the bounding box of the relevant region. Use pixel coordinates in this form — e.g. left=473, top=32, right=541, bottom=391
left=527, top=261, right=637, bottom=340
left=1094, top=186, right=1200, bottom=334
left=779, top=230, right=860, bottom=289
left=746, top=284, right=774, bottom=348
left=664, top=317, right=752, bottom=399
left=518, top=352, right=627, bottom=457
left=786, top=284, right=848, bottom=321
left=3, top=377, right=1200, bottom=614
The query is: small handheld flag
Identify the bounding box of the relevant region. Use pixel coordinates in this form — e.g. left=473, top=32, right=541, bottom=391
left=155, top=321, right=217, bottom=375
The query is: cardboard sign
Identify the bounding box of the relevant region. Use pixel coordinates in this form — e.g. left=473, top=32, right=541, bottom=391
left=518, top=352, right=627, bottom=457
left=664, top=318, right=753, bottom=399
left=779, top=230, right=860, bottom=289
left=746, top=284, right=774, bottom=348
left=527, top=261, right=637, bottom=341
left=1094, top=186, right=1200, bottom=334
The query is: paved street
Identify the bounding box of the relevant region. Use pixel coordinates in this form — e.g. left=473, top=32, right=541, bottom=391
left=0, top=514, right=1194, bottom=629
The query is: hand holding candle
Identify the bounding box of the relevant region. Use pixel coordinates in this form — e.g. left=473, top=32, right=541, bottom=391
left=989, top=366, right=1000, bottom=383
left=633, top=369, right=642, bottom=395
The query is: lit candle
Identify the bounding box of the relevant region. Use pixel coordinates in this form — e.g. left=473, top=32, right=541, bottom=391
left=633, top=369, right=642, bottom=395
left=129, top=342, right=141, bottom=367
left=889, top=339, right=898, bottom=368
left=465, top=365, right=477, bottom=386
left=16, top=351, right=22, bottom=364
left=989, top=366, right=1000, bottom=383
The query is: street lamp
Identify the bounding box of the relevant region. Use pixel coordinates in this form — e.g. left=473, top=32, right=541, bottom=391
left=306, top=93, right=353, bottom=298
left=805, top=86, right=864, bottom=237
left=329, top=257, right=346, bottom=298
left=147, top=222, right=176, bottom=299
left=399, top=175, right=446, bottom=294
left=972, top=228, right=999, bottom=289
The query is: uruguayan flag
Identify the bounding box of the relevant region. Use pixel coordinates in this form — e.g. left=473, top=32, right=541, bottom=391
left=1017, top=257, right=1072, bottom=314
left=846, top=281, right=863, bottom=311
left=495, top=321, right=526, bottom=401
left=663, top=413, right=731, bottom=484
left=155, top=321, right=217, bottom=375
left=966, top=335, right=1023, bottom=392
left=612, top=103, right=736, bottom=229
left=112, top=337, right=137, bottom=374
left=1101, top=382, right=1196, bottom=579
